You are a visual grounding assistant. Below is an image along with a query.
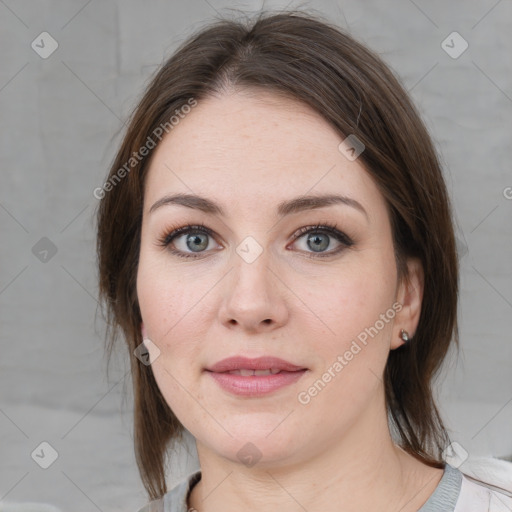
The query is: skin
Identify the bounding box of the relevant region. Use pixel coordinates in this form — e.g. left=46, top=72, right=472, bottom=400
left=136, top=89, right=444, bottom=511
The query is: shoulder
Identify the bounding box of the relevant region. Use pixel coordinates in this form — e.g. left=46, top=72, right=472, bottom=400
left=136, top=498, right=164, bottom=512
left=455, top=474, right=512, bottom=511
left=136, top=499, right=164, bottom=512
left=455, top=457, right=512, bottom=512
left=136, top=470, right=201, bottom=512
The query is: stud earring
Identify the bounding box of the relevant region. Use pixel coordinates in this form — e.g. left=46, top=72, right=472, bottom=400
left=400, top=329, right=410, bottom=342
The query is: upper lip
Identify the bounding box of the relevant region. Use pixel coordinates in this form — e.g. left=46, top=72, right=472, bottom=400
left=206, top=356, right=307, bottom=373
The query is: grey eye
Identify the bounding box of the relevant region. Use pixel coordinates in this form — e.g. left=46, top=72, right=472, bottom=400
left=184, top=233, right=209, bottom=252
left=306, top=232, right=330, bottom=252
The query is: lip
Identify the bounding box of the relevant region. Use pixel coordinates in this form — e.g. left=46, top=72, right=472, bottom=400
left=204, top=356, right=308, bottom=397
left=205, top=356, right=307, bottom=373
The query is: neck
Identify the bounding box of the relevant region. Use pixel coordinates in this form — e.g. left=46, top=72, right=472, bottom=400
left=188, top=389, right=442, bottom=512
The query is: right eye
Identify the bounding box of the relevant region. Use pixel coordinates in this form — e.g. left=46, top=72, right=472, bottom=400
left=156, top=223, right=221, bottom=259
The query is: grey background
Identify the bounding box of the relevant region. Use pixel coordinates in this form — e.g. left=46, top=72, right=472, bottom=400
left=1, top=0, right=511, bottom=510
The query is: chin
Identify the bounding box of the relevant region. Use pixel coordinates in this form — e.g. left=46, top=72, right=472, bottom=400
left=203, top=421, right=304, bottom=467
left=222, top=439, right=299, bottom=470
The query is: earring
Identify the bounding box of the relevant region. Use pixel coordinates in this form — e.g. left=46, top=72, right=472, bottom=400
left=400, top=329, right=410, bottom=342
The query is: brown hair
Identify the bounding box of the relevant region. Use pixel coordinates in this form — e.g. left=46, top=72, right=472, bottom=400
left=95, top=9, right=459, bottom=500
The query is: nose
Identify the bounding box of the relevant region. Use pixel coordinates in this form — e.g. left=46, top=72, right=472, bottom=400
left=218, top=246, right=289, bottom=333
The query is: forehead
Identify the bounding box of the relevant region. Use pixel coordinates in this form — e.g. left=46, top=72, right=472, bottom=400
left=143, top=90, right=384, bottom=221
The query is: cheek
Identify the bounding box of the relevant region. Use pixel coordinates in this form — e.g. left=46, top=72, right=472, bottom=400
left=137, top=259, right=205, bottom=423
left=137, top=250, right=204, bottom=341
left=296, top=250, right=397, bottom=406
left=306, top=252, right=396, bottom=349
left=136, top=251, right=213, bottom=384
left=138, top=281, right=201, bottom=372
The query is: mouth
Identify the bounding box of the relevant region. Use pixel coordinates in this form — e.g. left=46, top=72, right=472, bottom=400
left=205, top=355, right=307, bottom=373
left=204, top=356, right=308, bottom=396
left=221, top=368, right=284, bottom=376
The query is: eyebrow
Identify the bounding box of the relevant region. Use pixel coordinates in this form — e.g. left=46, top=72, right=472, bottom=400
left=149, top=192, right=369, bottom=221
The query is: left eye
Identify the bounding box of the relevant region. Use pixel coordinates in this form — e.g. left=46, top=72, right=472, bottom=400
left=290, top=223, right=354, bottom=258
left=157, top=222, right=354, bottom=259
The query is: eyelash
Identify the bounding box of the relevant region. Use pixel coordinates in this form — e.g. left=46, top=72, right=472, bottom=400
left=156, top=221, right=354, bottom=260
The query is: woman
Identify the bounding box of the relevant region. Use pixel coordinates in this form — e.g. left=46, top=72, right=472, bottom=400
left=95, top=10, right=512, bottom=512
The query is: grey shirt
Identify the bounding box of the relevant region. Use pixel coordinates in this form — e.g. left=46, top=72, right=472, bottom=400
left=137, top=463, right=463, bottom=511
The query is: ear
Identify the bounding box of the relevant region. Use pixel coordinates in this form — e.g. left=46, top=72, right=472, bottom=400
left=141, top=321, right=147, bottom=339
left=390, top=257, right=424, bottom=350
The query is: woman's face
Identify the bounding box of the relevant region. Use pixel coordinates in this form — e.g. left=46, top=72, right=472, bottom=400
left=136, top=90, right=421, bottom=468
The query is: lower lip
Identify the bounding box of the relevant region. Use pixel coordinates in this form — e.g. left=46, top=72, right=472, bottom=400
left=206, top=370, right=307, bottom=396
